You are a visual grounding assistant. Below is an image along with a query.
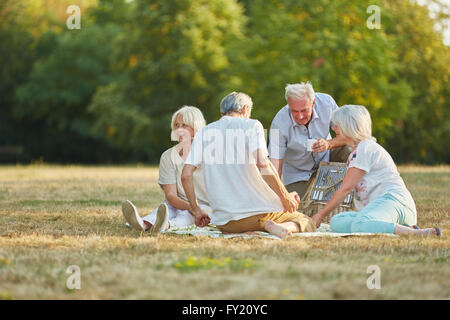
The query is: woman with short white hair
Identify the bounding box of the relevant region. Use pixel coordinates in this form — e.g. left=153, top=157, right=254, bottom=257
left=122, top=106, right=211, bottom=234
left=311, top=105, right=441, bottom=236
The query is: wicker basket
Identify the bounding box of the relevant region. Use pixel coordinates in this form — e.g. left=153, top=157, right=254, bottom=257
left=299, top=161, right=355, bottom=224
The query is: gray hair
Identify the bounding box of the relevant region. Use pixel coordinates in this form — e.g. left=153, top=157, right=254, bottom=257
left=220, top=92, right=253, bottom=115
left=331, top=105, right=376, bottom=143
left=285, top=82, right=315, bottom=102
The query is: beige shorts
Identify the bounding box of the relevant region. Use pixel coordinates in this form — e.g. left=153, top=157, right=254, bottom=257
left=217, top=211, right=316, bottom=234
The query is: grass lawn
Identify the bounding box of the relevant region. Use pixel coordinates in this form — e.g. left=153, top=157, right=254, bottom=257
left=0, top=164, right=449, bottom=300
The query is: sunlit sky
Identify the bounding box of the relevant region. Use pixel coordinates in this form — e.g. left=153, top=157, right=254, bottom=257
left=416, top=0, right=450, bottom=45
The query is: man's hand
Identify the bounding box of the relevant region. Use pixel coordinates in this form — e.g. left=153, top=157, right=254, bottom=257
left=189, top=205, right=210, bottom=228
left=281, top=191, right=299, bottom=213
left=292, top=191, right=300, bottom=205
left=311, top=213, right=323, bottom=228
left=312, top=138, right=330, bottom=153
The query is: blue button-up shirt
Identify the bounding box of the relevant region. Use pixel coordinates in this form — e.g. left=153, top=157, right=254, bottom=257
left=268, top=92, right=339, bottom=185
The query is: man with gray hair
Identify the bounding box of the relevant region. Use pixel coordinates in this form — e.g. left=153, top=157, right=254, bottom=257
left=268, top=82, right=351, bottom=200
left=181, top=92, right=316, bottom=239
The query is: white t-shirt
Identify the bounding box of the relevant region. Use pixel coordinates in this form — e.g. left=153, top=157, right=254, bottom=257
left=185, top=116, right=284, bottom=226
left=158, top=146, right=210, bottom=212
left=347, top=139, right=416, bottom=213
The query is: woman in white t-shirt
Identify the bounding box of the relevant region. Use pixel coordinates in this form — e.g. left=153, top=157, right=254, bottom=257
left=311, top=105, right=441, bottom=236
left=121, top=106, right=211, bottom=234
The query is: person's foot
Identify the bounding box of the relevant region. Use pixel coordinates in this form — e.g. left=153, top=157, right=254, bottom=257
left=122, top=200, right=146, bottom=231
left=143, top=221, right=153, bottom=231
left=151, top=203, right=169, bottom=235
left=422, top=227, right=442, bottom=237
left=264, top=220, right=291, bottom=239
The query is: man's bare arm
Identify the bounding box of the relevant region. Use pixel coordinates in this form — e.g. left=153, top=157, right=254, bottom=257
left=254, top=150, right=297, bottom=212
left=270, top=158, right=283, bottom=179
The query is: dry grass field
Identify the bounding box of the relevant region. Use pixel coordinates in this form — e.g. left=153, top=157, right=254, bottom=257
left=0, top=164, right=449, bottom=299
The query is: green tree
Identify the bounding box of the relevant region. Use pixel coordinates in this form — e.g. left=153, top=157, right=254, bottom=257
left=0, top=0, right=37, bottom=160
left=232, top=0, right=449, bottom=163
left=88, top=0, right=246, bottom=160
left=383, top=0, right=450, bottom=163
left=229, top=0, right=412, bottom=145
left=3, top=0, right=448, bottom=164
left=12, top=0, right=132, bottom=162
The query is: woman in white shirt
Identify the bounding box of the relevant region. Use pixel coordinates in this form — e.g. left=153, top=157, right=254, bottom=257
left=122, top=106, right=211, bottom=234
left=311, top=105, right=441, bottom=236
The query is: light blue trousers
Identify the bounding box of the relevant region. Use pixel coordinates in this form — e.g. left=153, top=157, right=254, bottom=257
left=330, top=193, right=417, bottom=234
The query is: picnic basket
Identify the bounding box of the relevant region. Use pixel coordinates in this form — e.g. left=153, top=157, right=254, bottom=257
left=299, top=161, right=355, bottom=223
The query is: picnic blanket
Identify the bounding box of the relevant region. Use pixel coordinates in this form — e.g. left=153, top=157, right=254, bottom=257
left=165, top=223, right=397, bottom=240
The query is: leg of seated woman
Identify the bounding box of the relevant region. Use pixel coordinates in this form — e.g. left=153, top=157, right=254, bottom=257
left=330, top=211, right=359, bottom=233
left=350, top=194, right=400, bottom=234
left=142, top=202, right=195, bottom=230
left=333, top=194, right=439, bottom=236
left=349, top=193, right=425, bottom=234
left=141, top=207, right=158, bottom=230
left=168, top=208, right=195, bottom=229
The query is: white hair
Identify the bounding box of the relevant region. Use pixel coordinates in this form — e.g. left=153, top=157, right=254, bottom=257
left=170, top=105, right=206, bottom=141
left=331, top=105, right=376, bottom=143
left=285, top=82, right=315, bottom=102
left=220, top=92, right=253, bottom=115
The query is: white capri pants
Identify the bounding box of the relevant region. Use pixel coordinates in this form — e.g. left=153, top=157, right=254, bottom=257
left=142, top=201, right=211, bottom=229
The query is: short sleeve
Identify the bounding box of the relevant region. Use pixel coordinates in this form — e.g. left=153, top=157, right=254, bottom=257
left=268, top=119, right=287, bottom=159
left=185, top=128, right=203, bottom=168
left=329, top=95, right=339, bottom=113
left=248, top=120, right=268, bottom=157
left=329, top=96, right=339, bottom=129
left=158, top=150, right=177, bottom=185
left=348, top=141, right=372, bottom=173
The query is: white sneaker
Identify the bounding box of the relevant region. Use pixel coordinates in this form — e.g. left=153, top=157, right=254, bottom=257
left=151, top=203, right=169, bottom=235
left=122, top=200, right=146, bottom=231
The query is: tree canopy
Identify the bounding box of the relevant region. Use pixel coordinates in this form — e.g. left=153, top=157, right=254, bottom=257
left=1, top=0, right=449, bottom=163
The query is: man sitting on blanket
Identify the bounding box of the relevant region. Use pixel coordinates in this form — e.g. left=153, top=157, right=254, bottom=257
left=181, top=92, right=316, bottom=239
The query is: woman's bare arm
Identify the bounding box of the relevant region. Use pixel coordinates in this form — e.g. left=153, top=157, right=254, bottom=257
left=161, top=183, right=190, bottom=211
left=311, top=167, right=366, bottom=226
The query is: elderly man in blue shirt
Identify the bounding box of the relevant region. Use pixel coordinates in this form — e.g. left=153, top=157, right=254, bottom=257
left=268, top=82, right=352, bottom=200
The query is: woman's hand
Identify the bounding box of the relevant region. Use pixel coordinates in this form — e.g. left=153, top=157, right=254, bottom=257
left=311, top=213, right=323, bottom=228
left=189, top=205, right=210, bottom=227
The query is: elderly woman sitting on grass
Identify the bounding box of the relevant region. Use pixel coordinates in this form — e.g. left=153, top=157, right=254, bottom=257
left=311, top=105, right=441, bottom=237
left=122, top=106, right=211, bottom=234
